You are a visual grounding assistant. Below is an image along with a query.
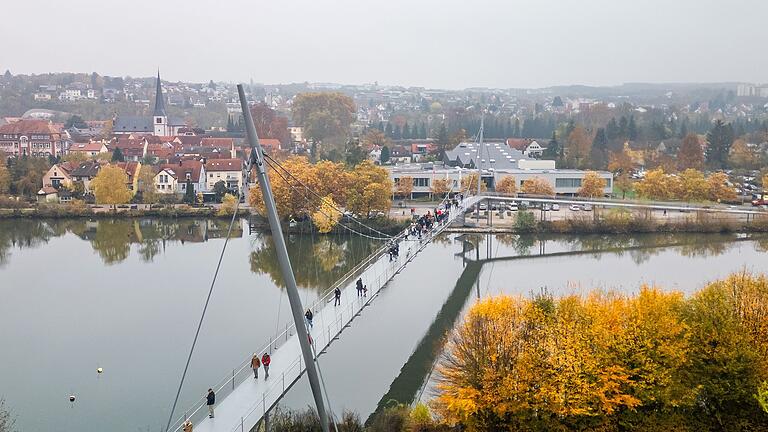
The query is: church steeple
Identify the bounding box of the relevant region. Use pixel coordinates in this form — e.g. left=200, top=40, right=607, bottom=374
left=153, top=70, right=167, bottom=117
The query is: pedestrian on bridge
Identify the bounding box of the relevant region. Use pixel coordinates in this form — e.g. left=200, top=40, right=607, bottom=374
left=305, top=308, right=314, bottom=328
left=182, top=419, right=193, bottom=432
left=356, top=278, right=364, bottom=297
left=262, top=353, right=271, bottom=379
left=251, top=353, right=261, bottom=379
left=334, top=287, right=342, bottom=306
left=206, top=388, right=215, bottom=418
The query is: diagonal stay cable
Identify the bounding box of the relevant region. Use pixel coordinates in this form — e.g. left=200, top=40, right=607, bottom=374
left=164, top=194, right=242, bottom=432
left=263, top=154, right=395, bottom=238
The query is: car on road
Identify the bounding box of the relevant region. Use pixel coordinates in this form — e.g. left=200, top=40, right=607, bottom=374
left=569, top=204, right=581, bottom=211
left=551, top=203, right=560, bottom=211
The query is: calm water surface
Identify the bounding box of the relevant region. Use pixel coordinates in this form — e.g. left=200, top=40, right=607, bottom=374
left=0, top=218, right=766, bottom=431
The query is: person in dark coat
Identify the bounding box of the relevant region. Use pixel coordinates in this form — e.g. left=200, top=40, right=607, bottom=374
left=334, top=287, right=341, bottom=306
left=262, top=353, right=271, bottom=379
left=305, top=309, right=314, bottom=328
left=206, top=388, right=215, bottom=418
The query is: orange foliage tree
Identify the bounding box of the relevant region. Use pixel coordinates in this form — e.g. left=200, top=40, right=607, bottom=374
left=520, top=176, right=555, bottom=196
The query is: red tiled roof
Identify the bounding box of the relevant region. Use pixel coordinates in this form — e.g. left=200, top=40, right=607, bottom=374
left=114, top=162, right=141, bottom=180
left=201, top=138, right=234, bottom=147
left=205, top=158, right=242, bottom=172
left=159, top=160, right=204, bottom=182
left=69, top=141, right=107, bottom=152
left=0, top=119, right=60, bottom=135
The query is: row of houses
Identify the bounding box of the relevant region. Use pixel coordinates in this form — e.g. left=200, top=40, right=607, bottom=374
left=38, top=158, right=244, bottom=202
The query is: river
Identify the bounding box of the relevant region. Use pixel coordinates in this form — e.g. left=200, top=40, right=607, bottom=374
left=0, top=218, right=766, bottom=431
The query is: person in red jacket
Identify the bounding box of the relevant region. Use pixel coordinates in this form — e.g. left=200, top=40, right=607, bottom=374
left=261, top=353, right=271, bottom=379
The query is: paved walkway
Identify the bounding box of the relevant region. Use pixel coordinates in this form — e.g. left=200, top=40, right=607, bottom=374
left=170, top=197, right=480, bottom=432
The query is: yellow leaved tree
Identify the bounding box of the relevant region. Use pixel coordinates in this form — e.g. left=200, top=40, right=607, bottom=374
left=520, top=176, right=554, bottom=196
left=430, top=178, right=450, bottom=198
left=495, top=176, right=517, bottom=195
left=91, top=165, right=132, bottom=210
left=312, top=195, right=341, bottom=233
left=460, top=173, right=487, bottom=194
left=217, top=193, right=238, bottom=216
left=706, top=172, right=736, bottom=202
left=578, top=171, right=606, bottom=197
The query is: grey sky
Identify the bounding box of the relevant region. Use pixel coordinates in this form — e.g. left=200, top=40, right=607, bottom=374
left=2, top=0, right=766, bottom=89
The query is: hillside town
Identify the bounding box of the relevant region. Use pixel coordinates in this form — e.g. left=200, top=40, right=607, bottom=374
left=0, top=69, right=767, bottom=208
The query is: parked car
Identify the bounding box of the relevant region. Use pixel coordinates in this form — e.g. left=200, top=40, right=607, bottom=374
left=569, top=204, right=581, bottom=211
left=582, top=204, right=593, bottom=211
left=551, top=203, right=560, bottom=211
left=507, top=204, right=519, bottom=213
left=543, top=204, right=551, bottom=211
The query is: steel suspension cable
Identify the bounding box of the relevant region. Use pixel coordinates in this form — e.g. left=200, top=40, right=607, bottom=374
left=164, top=193, right=242, bottom=432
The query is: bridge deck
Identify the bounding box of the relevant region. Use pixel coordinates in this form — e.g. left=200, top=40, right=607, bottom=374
left=172, top=196, right=480, bottom=432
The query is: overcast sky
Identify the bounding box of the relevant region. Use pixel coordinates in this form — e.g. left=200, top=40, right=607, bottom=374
left=2, top=0, right=766, bottom=89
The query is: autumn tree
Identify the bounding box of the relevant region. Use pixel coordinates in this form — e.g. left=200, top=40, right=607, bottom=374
left=362, top=129, right=390, bottom=150
left=566, top=125, right=592, bottom=168
left=608, top=143, right=637, bottom=199
left=91, top=165, right=132, bottom=210
left=460, top=173, right=487, bottom=194
left=495, top=176, right=517, bottom=195
left=678, top=169, right=708, bottom=201
left=249, top=156, right=319, bottom=218
left=250, top=103, right=290, bottom=147
left=520, top=176, right=555, bottom=196
left=311, top=195, right=341, bottom=233
left=706, top=172, right=736, bottom=202
left=635, top=169, right=674, bottom=200
left=449, top=129, right=468, bottom=149
left=292, top=92, right=356, bottom=157
left=395, top=175, right=414, bottom=200
left=345, top=160, right=392, bottom=216
left=0, top=159, right=9, bottom=195
left=729, top=139, right=758, bottom=170
left=677, top=133, right=704, bottom=170
left=312, top=160, right=350, bottom=206
left=217, top=193, right=237, bottom=216
left=430, top=178, right=450, bottom=198
left=578, top=171, right=606, bottom=197
left=136, top=165, right=158, bottom=204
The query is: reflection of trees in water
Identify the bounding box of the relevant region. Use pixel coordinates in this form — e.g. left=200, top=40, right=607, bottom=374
left=249, top=234, right=379, bottom=291
left=91, top=220, right=135, bottom=265
left=0, top=218, right=246, bottom=266
left=495, top=234, right=535, bottom=256
left=0, top=220, right=60, bottom=267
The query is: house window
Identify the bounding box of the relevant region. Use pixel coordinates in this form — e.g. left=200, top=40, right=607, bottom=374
left=156, top=118, right=162, bottom=124
left=413, top=178, right=429, bottom=187
left=181, top=183, right=186, bottom=190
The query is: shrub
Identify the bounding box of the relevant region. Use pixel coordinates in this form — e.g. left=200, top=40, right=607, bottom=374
left=514, top=211, right=536, bottom=232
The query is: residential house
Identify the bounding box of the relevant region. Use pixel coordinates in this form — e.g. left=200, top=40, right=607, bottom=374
left=42, top=161, right=76, bottom=189
left=259, top=138, right=281, bottom=154
left=69, top=161, right=102, bottom=192
left=204, top=158, right=243, bottom=193
left=155, top=160, right=206, bottom=194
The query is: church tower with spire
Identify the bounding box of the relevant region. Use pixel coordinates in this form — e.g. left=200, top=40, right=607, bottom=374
left=152, top=71, right=169, bottom=136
